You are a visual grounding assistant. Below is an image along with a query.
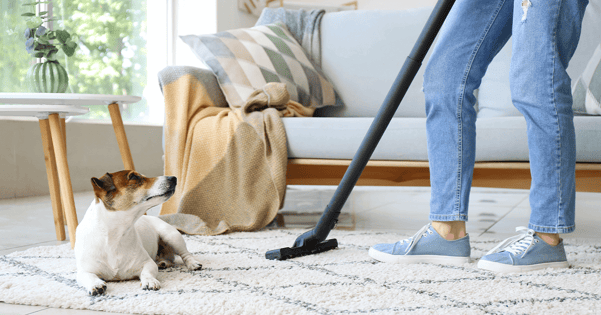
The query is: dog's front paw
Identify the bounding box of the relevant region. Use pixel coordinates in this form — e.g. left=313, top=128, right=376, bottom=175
left=157, top=259, right=173, bottom=269
left=184, top=256, right=203, bottom=271
left=88, top=282, right=107, bottom=296
left=141, top=277, right=161, bottom=291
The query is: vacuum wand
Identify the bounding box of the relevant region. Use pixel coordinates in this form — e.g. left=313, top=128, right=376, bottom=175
left=266, top=0, right=456, bottom=261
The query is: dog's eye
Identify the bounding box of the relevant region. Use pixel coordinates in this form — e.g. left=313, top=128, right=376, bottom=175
left=128, top=173, right=139, bottom=181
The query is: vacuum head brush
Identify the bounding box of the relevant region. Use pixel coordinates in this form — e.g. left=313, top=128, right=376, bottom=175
left=265, top=239, right=338, bottom=260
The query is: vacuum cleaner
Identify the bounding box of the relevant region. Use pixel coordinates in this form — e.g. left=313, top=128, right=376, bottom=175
left=266, top=0, right=456, bottom=261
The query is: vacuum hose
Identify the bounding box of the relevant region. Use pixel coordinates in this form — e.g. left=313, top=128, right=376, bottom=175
left=267, top=0, right=457, bottom=260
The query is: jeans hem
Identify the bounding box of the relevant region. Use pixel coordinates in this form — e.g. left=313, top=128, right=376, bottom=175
left=429, top=214, right=468, bottom=222
left=528, top=223, right=575, bottom=234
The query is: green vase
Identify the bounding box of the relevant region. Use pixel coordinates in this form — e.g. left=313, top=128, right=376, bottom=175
left=26, top=61, right=69, bottom=93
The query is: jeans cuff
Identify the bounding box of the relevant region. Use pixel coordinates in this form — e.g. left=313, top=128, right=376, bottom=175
left=528, top=223, right=575, bottom=234
left=429, top=214, right=468, bottom=222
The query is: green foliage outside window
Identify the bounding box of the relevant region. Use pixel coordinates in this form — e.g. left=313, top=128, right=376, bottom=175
left=1, top=1, right=32, bottom=93
left=1, top=0, right=148, bottom=121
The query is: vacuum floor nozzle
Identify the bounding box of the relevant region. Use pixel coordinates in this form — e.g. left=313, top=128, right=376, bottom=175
left=265, top=239, right=339, bottom=260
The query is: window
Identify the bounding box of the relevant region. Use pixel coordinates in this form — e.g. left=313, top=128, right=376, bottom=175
left=1, top=0, right=153, bottom=122
left=0, top=1, right=32, bottom=94
left=0, top=0, right=216, bottom=125
left=56, top=0, right=150, bottom=122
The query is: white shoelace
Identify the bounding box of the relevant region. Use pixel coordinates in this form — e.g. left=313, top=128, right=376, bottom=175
left=484, top=226, right=539, bottom=258
left=400, top=223, right=434, bottom=254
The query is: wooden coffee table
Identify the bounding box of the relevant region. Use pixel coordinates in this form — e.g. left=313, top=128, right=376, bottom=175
left=0, top=93, right=141, bottom=248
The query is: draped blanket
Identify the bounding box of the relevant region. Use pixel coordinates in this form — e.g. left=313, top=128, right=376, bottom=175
left=157, top=9, right=324, bottom=235
left=158, top=67, right=313, bottom=235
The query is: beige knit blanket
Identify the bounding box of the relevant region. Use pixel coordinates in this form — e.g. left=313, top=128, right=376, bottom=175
left=159, top=68, right=313, bottom=235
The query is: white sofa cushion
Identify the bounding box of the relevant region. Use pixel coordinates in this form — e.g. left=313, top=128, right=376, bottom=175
left=283, top=116, right=601, bottom=162
left=475, top=39, right=523, bottom=118
left=572, top=43, right=601, bottom=115
left=316, top=7, right=433, bottom=118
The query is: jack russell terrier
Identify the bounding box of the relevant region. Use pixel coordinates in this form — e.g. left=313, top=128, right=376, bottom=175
left=74, top=170, right=202, bottom=295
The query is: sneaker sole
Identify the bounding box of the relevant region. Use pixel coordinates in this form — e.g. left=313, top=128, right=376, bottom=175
left=368, top=247, right=471, bottom=265
left=477, top=259, right=569, bottom=273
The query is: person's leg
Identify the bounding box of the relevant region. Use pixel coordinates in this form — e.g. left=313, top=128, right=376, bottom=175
left=369, top=0, right=514, bottom=264
left=478, top=0, right=589, bottom=273
left=510, top=0, right=588, bottom=237
left=424, top=0, right=513, bottom=239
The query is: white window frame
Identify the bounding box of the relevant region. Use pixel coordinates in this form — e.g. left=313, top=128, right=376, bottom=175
left=167, top=0, right=178, bottom=66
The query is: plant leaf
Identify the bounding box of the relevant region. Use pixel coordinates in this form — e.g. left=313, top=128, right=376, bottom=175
left=26, top=17, right=43, bottom=28
left=35, top=25, right=47, bottom=36
left=34, top=52, right=45, bottom=58
left=21, top=13, right=35, bottom=17
left=56, top=30, right=70, bottom=43
left=62, top=45, right=75, bottom=57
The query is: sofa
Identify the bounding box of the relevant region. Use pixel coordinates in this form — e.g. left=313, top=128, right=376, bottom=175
left=172, top=4, right=601, bottom=193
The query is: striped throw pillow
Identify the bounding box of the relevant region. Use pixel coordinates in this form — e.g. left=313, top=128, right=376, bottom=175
left=181, top=22, right=338, bottom=108
left=572, top=43, right=601, bottom=115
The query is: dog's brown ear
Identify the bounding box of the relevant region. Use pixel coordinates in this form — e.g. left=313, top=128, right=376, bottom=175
left=91, top=174, right=116, bottom=194
left=91, top=177, right=103, bottom=190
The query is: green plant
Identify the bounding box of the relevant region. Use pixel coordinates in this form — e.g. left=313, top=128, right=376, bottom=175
left=22, top=0, right=78, bottom=61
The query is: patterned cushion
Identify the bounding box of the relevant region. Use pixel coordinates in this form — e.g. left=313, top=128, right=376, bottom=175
left=180, top=22, right=338, bottom=108
left=572, top=43, right=601, bottom=115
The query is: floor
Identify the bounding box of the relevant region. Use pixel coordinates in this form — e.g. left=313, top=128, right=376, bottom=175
left=1, top=186, right=600, bottom=314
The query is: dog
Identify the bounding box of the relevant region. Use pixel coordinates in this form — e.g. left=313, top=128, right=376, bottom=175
left=74, top=170, right=202, bottom=295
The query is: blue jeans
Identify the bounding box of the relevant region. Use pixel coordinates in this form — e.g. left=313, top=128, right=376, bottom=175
left=423, top=0, right=588, bottom=234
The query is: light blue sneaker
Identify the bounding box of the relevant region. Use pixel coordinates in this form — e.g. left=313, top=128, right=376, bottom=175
left=368, top=223, right=471, bottom=265
left=477, top=227, right=569, bottom=273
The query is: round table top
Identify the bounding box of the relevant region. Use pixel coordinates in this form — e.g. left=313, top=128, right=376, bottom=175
left=0, top=104, right=90, bottom=119
left=0, top=93, right=141, bottom=106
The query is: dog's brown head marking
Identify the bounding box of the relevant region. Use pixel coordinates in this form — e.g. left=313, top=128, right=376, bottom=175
left=91, top=170, right=158, bottom=211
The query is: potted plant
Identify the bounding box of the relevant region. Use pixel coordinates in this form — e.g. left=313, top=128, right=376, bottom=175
left=22, top=0, right=78, bottom=93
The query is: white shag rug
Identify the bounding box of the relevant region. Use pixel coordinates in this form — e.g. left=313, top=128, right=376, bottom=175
left=1, top=229, right=601, bottom=315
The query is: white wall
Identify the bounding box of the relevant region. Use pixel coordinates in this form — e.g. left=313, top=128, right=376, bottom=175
left=175, top=0, right=218, bottom=67
left=0, top=119, right=164, bottom=199
left=216, top=0, right=437, bottom=33
left=217, top=0, right=259, bottom=32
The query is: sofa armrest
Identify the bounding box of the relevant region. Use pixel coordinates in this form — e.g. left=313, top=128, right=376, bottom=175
left=158, top=66, right=228, bottom=153
left=158, top=66, right=228, bottom=107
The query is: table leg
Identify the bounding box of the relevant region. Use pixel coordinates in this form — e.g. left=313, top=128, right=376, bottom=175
left=60, top=118, right=67, bottom=154
left=59, top=118, right=68, bottom=222
left=108, top=102, right=135, bottom=170
left=38, top=119, right=66, bottom=241
left=49, top=113, right=78, bottom=248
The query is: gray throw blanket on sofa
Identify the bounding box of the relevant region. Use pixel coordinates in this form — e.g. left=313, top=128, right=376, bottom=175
left=256, top=8, right=325, bottom=67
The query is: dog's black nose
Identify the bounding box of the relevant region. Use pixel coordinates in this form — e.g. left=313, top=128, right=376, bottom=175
left=168, top=176, right=177, bottom=186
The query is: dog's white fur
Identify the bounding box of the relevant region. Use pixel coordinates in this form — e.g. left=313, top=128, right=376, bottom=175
left=74, top=171, right=202, bottom=295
